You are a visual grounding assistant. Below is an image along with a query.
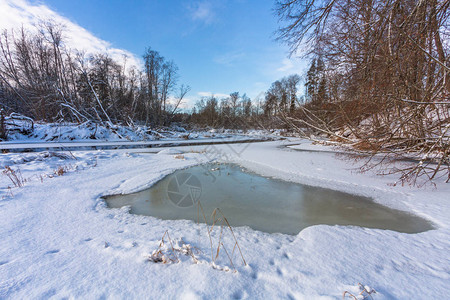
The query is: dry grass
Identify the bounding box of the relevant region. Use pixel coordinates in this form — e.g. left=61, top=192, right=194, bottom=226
left=54, top=165, right=72, bottom=176
left=2, top=166, right=25, bottom=187
left=6, top=186, right=14, bottom=197
left=196, top=201, right=247, bottom=271
left=149, top=231, right=179, bottom=264
left=209, top=207, right=247, bottom=267
left=188, top=149, right=206, bottom=154
left=2, top=162, right=76, bottom=196
left=149, top=202, right=247, bottom=272
left=343, top=283, right=376, bottom=300
left=174, top=154, right=185, bottom=160
left=149, top=231, right=201, bottom=265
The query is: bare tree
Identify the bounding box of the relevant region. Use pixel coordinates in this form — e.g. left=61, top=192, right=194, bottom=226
left=0, top=23, right=189, bottom=130
left=275, top=0, right=450, bottom=185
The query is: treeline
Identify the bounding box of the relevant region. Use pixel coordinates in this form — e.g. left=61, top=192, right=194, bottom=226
left=189, top=74, right=304, bottom=129
left=191, top=92, right=257, bottom=128
left=276, top=0, right=450, bottom=184
left=0, top=22, right=303, bottom=131
left=263, top=74, right=301, bottom=116
left=0, top=23, right=189, bottom=126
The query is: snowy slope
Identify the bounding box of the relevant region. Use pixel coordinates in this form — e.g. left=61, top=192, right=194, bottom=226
left=0, top=139, right=449, bottom=299
left=3, top=121, right=222, bottom=142
left=2, top=119, right=281, bottom=143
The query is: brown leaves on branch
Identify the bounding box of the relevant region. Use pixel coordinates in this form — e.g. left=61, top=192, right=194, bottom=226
left=276, top=0, right=450, bottom=186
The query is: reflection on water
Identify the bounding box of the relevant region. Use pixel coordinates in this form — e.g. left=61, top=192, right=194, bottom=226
left=104, top=163, right=433, bottom=235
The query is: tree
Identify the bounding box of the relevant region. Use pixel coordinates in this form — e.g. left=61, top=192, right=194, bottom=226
left=160, top=61, right=178, bottom=124
left=241, top=93, right=252, bottom=117
left=275, top=0, right=450, bottom=185
left=0, top=23, right=188, bottom=127
left=142, top=48, right=161, bottom=124
left=264, top=75, right=301, bottom=116
left=305, top=59, right=317, bottom=102
left=287, top=74, right=300, bottom=113
left=229, top=92, right=240, bottom=117
left=264, top=91, right=277, bottom=116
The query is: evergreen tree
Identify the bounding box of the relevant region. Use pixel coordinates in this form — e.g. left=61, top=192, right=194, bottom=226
left=305, top=59, right=317, bottom=102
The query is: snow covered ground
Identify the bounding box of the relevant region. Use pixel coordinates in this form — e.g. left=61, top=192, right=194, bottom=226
left=1, top=119, right=279, bottom=152
left=0, top=139, right=449, bottom=299
left=2, top=118, right=280, bottom=143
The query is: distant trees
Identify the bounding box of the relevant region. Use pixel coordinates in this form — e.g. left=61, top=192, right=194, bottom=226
left=241, top=93, right=252, bottom=117
left=191, top=92, right=262, bottom=129
left=305, top=56, right=326, bottom=103
left=263, top=74, right=301, bottom=117
left=193, top=95, right=219, bottom=126
left=275, top=0, right=450, bottom=185
left=0, top=23, right=188, bottom=126
left=142, top=48, right=180, bottom=125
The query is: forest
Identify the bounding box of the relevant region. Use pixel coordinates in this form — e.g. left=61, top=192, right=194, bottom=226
left=0, top=0, right=449, bottom=185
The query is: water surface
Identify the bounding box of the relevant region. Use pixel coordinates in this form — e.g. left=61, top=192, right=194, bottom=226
left=105, top=163, right=433, bottom=235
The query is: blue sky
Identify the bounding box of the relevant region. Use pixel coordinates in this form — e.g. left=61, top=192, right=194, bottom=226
left=5, top=0, right=307, bottom=107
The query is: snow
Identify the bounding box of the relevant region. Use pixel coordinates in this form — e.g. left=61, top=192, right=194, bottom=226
left=1, top=119, right=278, bottom=153
left=156, top=148, right=184, bottom=155
left=287, top=140, right=344, bottom=153
left=0, top=138, right=449, bottom=299
left=2, top=119, right=277, bottom=143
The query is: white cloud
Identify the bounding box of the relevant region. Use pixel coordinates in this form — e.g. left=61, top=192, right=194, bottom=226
left=275, top=57, right=307, bottom=77
left=277, top=58, right=294, bottom=72
left=0, top=0, right=142, bottom=69
left=198, top=91, right=229, bottom=99
left=188, top=1, right=215, bottom=24
left=213, top=51, right=245, bottom=66
left=165, top=95, right=190, bottom=111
